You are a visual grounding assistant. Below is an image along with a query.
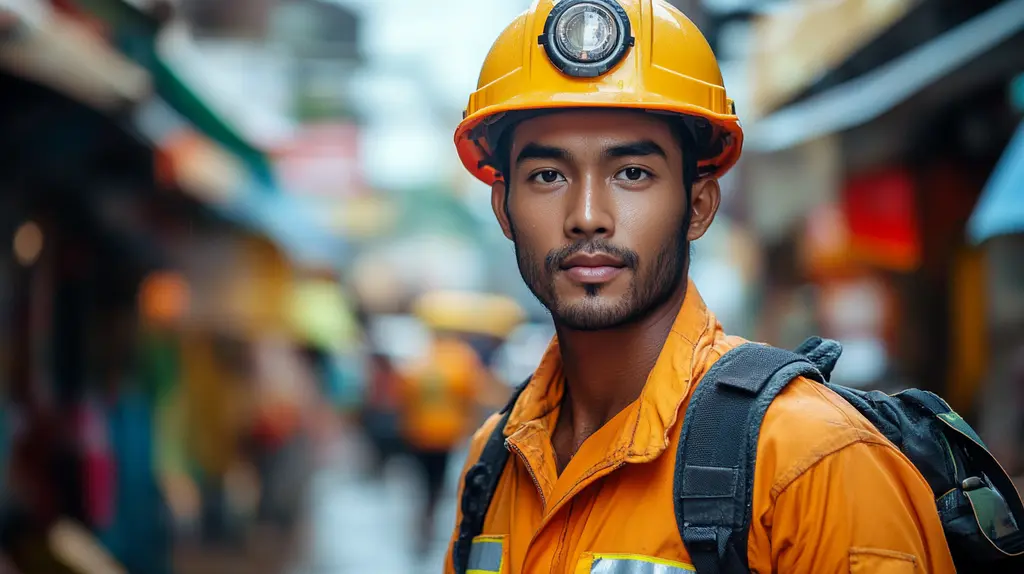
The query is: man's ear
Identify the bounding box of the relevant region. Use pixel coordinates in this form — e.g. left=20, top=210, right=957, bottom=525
left=687, top=177, right=721, bottom=241
left=491, top=180, right=515, bottom=241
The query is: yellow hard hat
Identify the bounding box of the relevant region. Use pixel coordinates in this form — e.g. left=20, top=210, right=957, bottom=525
left=455, top=0, right=742, bottom=186
left=413, top=290, right=526, bottom=339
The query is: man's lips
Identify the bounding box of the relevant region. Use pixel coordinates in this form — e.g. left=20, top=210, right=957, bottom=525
left=560, top=252, right=626, bottom=284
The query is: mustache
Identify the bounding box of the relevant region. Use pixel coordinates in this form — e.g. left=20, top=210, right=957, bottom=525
left=544, top=239, right=639, bottom=273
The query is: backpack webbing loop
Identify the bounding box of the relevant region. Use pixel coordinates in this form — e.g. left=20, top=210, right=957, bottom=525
left=675, top=343, right=824, bottom=574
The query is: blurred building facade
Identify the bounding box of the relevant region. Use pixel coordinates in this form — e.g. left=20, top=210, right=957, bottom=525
left=739, top=0, right=1024, bottom=415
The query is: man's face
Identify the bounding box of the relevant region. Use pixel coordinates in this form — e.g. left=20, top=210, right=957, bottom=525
left=491, top=110, right=717, bottom=331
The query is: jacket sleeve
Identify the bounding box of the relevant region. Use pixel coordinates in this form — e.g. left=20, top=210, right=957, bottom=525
left=769, top=440, right=957, bottom=573
left=443, top=412, right=504, bottom=574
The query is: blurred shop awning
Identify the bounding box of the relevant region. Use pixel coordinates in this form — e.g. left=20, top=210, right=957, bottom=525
left=144, top=123, right=346, bottom=269
left=151, top=24, right=278, bottom=185
left=747, top=0, right=1024, bottom=153
left=0, top=2, right=151, bottom=113
left=132, top=88, right=346, bottom=269
left=134, top=95, right=247, bottom=202
left=748, top=0, right=919, bottom=120
left=968, top=121, right=1024, bottom=244
left=77, top=0, right=277, bottom=184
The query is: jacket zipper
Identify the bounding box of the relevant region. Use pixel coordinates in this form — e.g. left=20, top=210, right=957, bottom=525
left=506, top=438, right=547, bottom=509
left=552, top=460, right=625, bottom=516
left=551, top=499, right=576, bottom=573
left=547, top=461, right=624, bottom=572
left=507, top=443, right=627, bottom=572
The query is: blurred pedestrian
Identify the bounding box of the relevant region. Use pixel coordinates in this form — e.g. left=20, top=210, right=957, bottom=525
left=402, top=291, right=522, bottom=557
left=399, top=334, right=483, bottom=558
left=359, top=350, right=406, bottom=478
left=249, top=335, right=317, bottom=533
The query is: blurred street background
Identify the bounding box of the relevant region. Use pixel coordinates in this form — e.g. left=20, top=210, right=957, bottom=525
left=0, top=0, right=1022, bottom=572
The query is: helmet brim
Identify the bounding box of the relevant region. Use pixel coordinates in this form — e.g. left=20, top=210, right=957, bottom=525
left=455, top=93, right=743, bottom=186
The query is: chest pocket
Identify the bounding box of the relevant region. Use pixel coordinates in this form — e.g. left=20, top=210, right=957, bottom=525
left=468, top=535, right=505, bottom=573
left=576, top=553, right=695, bottom=574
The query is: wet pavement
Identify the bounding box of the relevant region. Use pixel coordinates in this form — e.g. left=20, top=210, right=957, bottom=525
left=287, top=429, right=466, bottom=574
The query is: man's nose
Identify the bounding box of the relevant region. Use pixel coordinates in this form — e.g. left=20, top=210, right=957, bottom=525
left=563, top=176, right=615, bottom=240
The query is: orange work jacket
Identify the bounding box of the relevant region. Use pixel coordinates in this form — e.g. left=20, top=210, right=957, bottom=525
left=445, top=282, right=956, bottom=573
left=401, top=336, right=487, bottom=451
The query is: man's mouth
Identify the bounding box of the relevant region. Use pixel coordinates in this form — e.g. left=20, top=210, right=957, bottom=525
left=560, top=252, right=627, bottom=284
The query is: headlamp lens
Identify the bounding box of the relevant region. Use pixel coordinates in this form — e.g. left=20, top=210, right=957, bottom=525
left=555, top=3, right=617, bottom=63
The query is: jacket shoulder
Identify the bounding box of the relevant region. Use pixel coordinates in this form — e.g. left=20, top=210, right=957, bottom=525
left=474, top=410, right=505, bottom=443
left=463, top=410, right=506, bottom=466
left=757, top=376, right=899, bottom=497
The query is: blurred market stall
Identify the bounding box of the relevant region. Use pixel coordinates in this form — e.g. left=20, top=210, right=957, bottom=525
left=0, top=1, right=357, bottom=573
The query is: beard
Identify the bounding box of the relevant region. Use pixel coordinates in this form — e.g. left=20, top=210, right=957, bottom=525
left=514, top=232, right=689, bottom=331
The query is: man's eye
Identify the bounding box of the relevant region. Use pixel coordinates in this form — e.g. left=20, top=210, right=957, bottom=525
left=530, top=170, right=564, bottom=184
left=616, top=167, right=651, bottom=181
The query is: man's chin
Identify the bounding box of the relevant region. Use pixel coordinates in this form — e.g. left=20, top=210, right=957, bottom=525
left=552, top=299, right=635, bottom=331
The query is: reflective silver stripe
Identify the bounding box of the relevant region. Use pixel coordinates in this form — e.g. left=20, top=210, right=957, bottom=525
left=467, top=539, right=502, bottom=572
left=591, top=556, right=694, bottom=574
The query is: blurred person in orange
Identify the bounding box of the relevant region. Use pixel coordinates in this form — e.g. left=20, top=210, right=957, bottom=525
left=402, top=291, right=522, bottom=557
left=441, top=1, right=974, bottom=573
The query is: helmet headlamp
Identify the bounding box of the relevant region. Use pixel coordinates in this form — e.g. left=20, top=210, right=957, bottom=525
left=539, top=0, right=633, bottom=78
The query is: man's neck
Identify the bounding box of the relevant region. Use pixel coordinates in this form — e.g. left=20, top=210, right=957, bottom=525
left=552, top=282, right=688, bottom=468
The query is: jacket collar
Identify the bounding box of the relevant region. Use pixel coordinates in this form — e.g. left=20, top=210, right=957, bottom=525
left=505, top=279, right=726, bottom=462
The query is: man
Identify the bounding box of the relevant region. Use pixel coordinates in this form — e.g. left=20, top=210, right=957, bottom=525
left=360, top=350, right=406, bottom=477
left=444, top=1, right=957, bottom=573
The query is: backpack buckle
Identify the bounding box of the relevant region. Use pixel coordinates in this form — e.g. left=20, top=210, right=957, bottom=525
left=682, top=524, right=747, bottom=573
left=681, top=524, right=726, bottom=556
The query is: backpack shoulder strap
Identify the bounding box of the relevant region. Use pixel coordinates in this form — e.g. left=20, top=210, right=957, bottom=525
left=452, top=377, right=530, bottom=574
left=675, top=343, right=825, bottom=574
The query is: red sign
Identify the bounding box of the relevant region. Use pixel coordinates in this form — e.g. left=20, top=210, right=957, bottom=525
left=272, top=123, right=363, bottom=198
left=843, top=167, right=922, bottom=272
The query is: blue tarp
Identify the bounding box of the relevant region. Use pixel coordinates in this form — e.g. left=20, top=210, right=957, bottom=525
left=968, top=121, right=1024, bottom=244
left=215, top=184, right=349, bottom=268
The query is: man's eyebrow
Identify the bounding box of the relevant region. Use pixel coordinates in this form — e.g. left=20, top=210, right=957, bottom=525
left=516, top=143, right=572, bottom=165
left=603, top=140, right=667, bottom=159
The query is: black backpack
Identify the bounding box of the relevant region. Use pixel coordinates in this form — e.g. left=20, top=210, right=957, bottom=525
left=452, top=337, right=1024, bottom=574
